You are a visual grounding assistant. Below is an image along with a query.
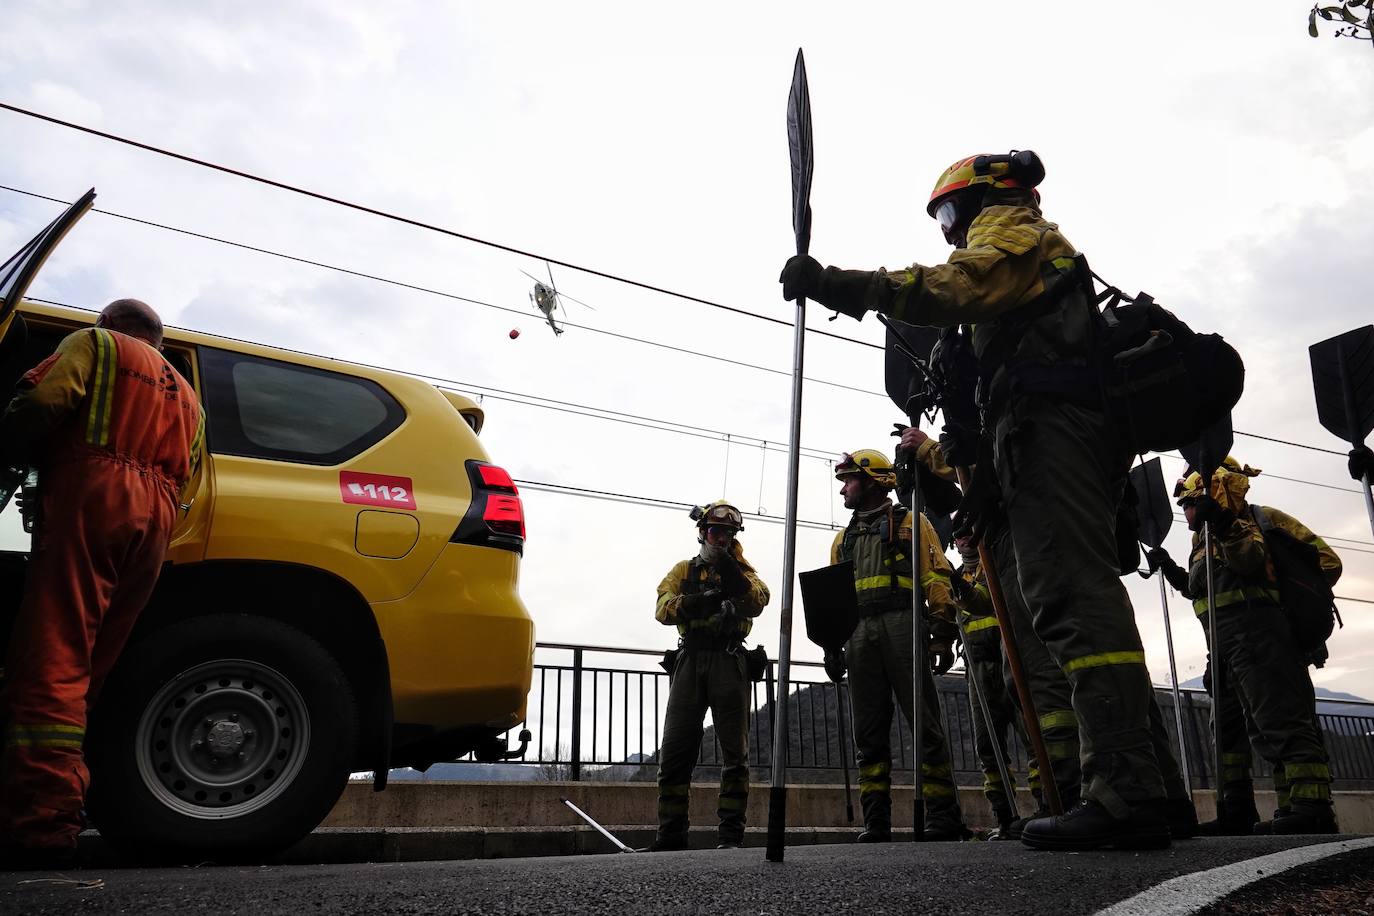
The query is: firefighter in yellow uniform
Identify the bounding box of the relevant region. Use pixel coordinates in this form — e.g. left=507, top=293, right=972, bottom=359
left=783, top=151, right=1176, bottom=850
left=826, top=449, right=968, bottom=841
left=1151, top=458, right=1342, bottom=835
left=650, top=501, right=770, bottom=851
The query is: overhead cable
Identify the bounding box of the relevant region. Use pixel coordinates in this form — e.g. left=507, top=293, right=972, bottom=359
left=0, top=101, right=881, bottom=351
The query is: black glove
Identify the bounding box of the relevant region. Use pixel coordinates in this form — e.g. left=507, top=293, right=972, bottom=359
left=1350, top=445, right=1374, bottom=483
left=929, top=641, right=956, bottom=676
left=1187, top=495, right=1235, bottom=536
left=779, top=255, right=824, bottom=301
left=715, top=553, right=750, bottom=598
left=938, top=422, right=981, bottom=470
left=823, top=647, right=846, bottom=683
left=1202, top=657, right=1213, bottom=695
left=679, top=589, right=722, bottom=621
left=951, top=463, right=1002, bottom=547
left=1145, top=547, right=1190, bottom=595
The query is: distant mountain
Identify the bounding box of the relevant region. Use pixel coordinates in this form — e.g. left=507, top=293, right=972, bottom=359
left=1176, top=677, right=1370, bottom=717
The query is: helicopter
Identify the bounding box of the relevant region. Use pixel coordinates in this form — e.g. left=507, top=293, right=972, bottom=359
left=522, top=263, right=594, bottom=336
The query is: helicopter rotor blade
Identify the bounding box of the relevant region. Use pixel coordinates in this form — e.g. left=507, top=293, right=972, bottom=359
left=559, top=293, right=597, bottom=312
left=519, top=269, right=544, bottom=285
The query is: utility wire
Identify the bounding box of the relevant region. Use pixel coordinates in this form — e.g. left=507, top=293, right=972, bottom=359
left=1, top=185, right=886, bottom=400
left=0, top=101, right=882, bottom=352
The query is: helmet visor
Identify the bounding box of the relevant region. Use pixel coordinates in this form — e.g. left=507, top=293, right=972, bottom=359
left=702, top=503, right=743, bottom=530
left=935, top=198, right=961, bottom=235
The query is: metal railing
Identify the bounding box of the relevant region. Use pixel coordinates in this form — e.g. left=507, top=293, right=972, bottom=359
left=472, top=642, right=1374, bottom=789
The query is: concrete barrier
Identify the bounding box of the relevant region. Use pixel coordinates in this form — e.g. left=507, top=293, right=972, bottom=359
left=322, top=781, right=1374, bottom=832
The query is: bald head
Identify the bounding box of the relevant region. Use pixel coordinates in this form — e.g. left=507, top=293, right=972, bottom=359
left=97, top=298, right=163, bottom=348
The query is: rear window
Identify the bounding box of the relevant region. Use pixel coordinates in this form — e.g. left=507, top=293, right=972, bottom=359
left=200, top=347, right=405, bottom=465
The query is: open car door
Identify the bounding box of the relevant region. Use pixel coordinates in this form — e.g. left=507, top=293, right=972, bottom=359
left=0, top=188, right=97, bottom=342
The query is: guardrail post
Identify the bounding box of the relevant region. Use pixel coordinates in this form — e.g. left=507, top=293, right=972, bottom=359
left=765, top=659, right=777, bottom=770
left=571, top=647, right=583, bottom=781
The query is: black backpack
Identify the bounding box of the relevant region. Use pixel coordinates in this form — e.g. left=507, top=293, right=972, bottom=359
left=982, top=255, right=1245, bottom=456
left=1251, top=505, right=1341, bottom=654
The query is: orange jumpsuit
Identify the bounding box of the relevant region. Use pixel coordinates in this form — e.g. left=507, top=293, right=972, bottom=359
left=0, top=327, right=202, bottom=851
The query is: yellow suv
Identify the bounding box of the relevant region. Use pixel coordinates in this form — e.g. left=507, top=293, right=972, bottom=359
left=0, top=192, right=535, bottom=859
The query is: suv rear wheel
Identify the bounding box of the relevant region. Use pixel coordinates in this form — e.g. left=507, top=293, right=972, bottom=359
left=87, top=613, right=357, bottom=861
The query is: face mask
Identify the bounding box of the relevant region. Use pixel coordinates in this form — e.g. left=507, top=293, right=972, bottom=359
left=699, top=542, right=728, bottom=565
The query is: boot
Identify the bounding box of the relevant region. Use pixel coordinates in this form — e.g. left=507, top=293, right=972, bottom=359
left=923, top=822, right=973, bottom=842
left=1164, top=797, right=1199, bottom=840
left=1003, top=806, right=1050, bottom=842
left=1271, top=802, right=1338, bottom=835
left=1252, top=807, right=1289, bottom=836
left=1021, top=799, right=1171, bottom=851
left=1198, top=800, right=1260, bottom=837
left=990, top=806, right=1016, bottom=840
left=643, top=833, right=689, bottom=852
left=856, top=823, right=891, bottom=843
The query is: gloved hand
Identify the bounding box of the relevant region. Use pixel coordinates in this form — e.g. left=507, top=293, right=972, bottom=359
left=1350, top=445, right=1374, bottom=483
left=823, top=647, right=846, bottom=683
left=1145, top=547, right=1190, bottom=595
left=679, top=589, right=722, bottom=621
left=1187, top=495, right=1235, bottom=535
left=715, top=552, right=751, bottom=597
left=938, top=422, right=980, bottom=470
left=779, top=255, right=824, bottom=302
left=951, top=463, right=1002, bottom=547
left=1202, top=656, right=1213, bottom=695
left=929, top=641, right=956, bottom=676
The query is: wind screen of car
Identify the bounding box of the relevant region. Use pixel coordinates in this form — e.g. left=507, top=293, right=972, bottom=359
left=199, top=347, right=405, bottom=465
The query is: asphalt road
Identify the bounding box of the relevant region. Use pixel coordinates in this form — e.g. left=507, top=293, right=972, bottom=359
left=0, top=836, right=1360, bottom=916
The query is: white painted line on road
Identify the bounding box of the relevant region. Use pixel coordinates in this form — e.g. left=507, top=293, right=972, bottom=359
left=1094, top=836, right=1374, bottom=916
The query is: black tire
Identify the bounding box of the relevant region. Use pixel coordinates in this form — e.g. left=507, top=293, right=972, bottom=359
left=87, top=613, right=357, bottom=862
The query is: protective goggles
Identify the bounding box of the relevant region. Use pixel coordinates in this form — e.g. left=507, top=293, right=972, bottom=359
left=934, top=198, right=961, bottom=235
left=696, top=503, right=743, bottom=531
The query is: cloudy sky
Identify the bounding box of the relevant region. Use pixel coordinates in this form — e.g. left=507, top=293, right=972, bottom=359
left=2, top=2, right=1372, bottom=706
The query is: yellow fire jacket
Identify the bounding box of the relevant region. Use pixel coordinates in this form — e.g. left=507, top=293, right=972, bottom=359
left=656, top=540, right=770, bottom=639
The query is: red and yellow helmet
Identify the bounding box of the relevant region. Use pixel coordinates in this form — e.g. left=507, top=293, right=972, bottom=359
left=926, top=150, right=1046, bottom=217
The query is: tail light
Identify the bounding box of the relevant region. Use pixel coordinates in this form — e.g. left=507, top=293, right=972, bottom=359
left=452, top=460, right=525, bottom=553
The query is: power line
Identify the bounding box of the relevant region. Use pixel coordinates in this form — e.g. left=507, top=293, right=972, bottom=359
left=0, top=101, right=882, bottom=352
left=2, top=185, right=886, bottom=400
left=1167, top=511, right=1374, bottom=552
left=515, top=478, right=841, bottom=532
left=1234, top=430, right=1346, bottom=458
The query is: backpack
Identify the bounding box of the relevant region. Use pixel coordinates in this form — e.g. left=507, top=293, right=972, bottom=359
left=1251, top=505, right=1342, bottom=654
left=982, top=255, right=1246, bottom=455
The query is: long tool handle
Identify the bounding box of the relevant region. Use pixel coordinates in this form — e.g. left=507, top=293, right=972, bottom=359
left=955, top=467, right=1062, bottom=815
left=836, top=679, right=854, bottom=823
left=766, top=291, right=807, bottom=863
left=909, top=460, right=927, bottom=841
left=561, top=798, right=635, bottom=853
left=961, top=640, right=1020, bottom=820
left=1204, top=522, right=1223, bottom=810
left=1158, top=574, right=1191, bottom=796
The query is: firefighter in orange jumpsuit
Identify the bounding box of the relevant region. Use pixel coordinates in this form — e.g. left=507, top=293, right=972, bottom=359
left=0, top=299, right=203, bottom=868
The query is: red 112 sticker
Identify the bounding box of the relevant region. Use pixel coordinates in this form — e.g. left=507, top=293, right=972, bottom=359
left=340, top=471, right=417, bottom=510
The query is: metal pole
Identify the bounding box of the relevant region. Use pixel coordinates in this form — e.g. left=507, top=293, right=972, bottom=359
left=835, top=680, right=854, bottom=823
left=961, top=642, right=1019, bottom=821
left=910, top=463, right=927, bottom=841
left=953, top=469, right=1063, bottom=815
left=1204, top=521, right=1222, bottom=807
left=765, top=294, right=806, bottom=863
left=1157, top=574, right=1191, bottom=796
left=571, top=647, right=583, bottom=782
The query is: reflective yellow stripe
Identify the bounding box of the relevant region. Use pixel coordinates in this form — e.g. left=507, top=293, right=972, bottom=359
left=1283, top=762, right=1331, bottom=781
left=859, top=762, right=890, bottom=779
left=855, top=576, right=913, bottom=592
left=4, top=723, right=85, bottom=749
left=1061, top=650, right=1146, bottom=675
left=85, top=328, right=117, bottom=447
left=1193, top=586, right=1282, bottom=616
left=1221, top=753, right=1252, bottom=765
left=922, top=783, right=958, bottom=798
left=1289, top=783, right=1332, bottom=801
left=921, top=762, right=952, bottom=778
left=963, top=616, right=999, bottom=633
left=1051, top=256, right=1076, bottom=271
left=1045, top=741, right=1079, bottom=760
left=1039, top=709, right=1078, bottom=731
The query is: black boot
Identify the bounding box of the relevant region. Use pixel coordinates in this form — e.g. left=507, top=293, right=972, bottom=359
left=643, top=833, right=689, bottom=852
left=1252, top=807, right=1289, bottom=836
left=1164, top=797, right=1199, bottom=840
left=1003, top=807, right=1050, bottom=842
left=924, top=822, right=973, bottom=842
left=1272, top=802, right=1337, bottom=835
left=856, top=823, right=891, bottom=843
left=1199, top=800, right=1260, bottom=837
left=1021, top=799, right=1171, bottom=851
